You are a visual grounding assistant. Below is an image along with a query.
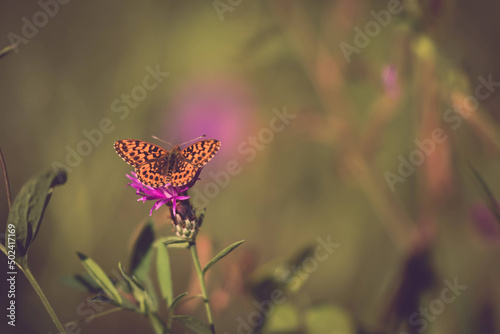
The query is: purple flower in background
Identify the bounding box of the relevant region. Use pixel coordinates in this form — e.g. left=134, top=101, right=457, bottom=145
left=382, top=64, right=401, bottom=99
left=470, top=203, right=500, bottom=244
left=165, top=76, right=258, bottom=167
left=126, top=172, right=197, bottom=217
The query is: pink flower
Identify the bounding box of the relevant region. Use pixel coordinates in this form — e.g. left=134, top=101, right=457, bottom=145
left=125, top=172, right=199, bottom=217
left=470, top=203, right=500, bottom=244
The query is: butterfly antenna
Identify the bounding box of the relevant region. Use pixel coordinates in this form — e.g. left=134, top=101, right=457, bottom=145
left=151, top=135, right=174, bottom=148
left=179, top=134, right=207, bottom=147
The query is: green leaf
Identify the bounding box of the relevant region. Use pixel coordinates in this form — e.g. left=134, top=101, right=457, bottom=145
left=6, top=168, right=67, bottom=257
left=156, top=244, right=173, bottom=306
left=172, top=315, right=212, bottom=334
left=133, top=248, right=156, bottom=309
left=169, top=292, right=188, bottom=310
left=77, top=252, right=122, bottom=305
left=149, top=312, right=167, bottom=334
left=61, top=273, right=101, bottom=293
left=0, top=44, right=17, bottom=59
left=118, top=262, right=149, bottom=314
left=120, top=263, right=157, bottom=313
left=130, top=220, right=155, bottom=274
left=89, top=294, right=114, bottom=304
left=130, top=221, right=157, bottom=309
left=162, top=237, right=189, bottom=247
left=203, top=240, right=244, bottom=276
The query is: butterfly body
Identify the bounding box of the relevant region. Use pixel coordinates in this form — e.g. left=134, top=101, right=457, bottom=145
left=114, top=139, right=221, bottom=188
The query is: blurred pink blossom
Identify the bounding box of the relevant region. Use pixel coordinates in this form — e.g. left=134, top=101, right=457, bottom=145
left=470, top=203, right=500, bottom=244
left=165, top=76, right=258, bottom=169
left=382, top=64, right=401, bottom=99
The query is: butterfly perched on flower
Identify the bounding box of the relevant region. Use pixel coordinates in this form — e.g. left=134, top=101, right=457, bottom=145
left=114, top=138, right=221, bottom=188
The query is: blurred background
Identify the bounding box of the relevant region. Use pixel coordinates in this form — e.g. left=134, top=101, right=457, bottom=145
left=1, top=0, right=500, bottom=333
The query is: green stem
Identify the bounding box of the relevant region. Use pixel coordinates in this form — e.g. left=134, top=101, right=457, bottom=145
left=64, top=307, right=122, bottom=328
left=18, top=259, right=67, bottom=334
left=0, top=146, right=12, bottom=209
left=1, top=249, right=66, bottom=333
left=189, top=241, right=215, bottom=334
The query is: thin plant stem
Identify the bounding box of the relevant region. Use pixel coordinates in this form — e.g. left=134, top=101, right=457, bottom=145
left=17, top=259, right=67, bottom=333
left=64, top=307, right=122, bottom=328
left=0, top=146, right=12, bottom=209
left=189, top=241, right=215, bottom=334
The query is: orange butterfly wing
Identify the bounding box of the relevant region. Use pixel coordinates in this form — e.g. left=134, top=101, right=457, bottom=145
left=181, top=140, right=221, bottom=167
left=169, top=160, right=198, bottom=187
left=136, top=161, right=168, bottom=188
left=114, top=139, right=169, bottom=167
left=115, top=139, right=170, bottom=187
left=115, top=138, right=221, bottom=188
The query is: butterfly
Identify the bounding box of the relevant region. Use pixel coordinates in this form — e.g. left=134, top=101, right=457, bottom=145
left=114, top=138, right=221, bottom=188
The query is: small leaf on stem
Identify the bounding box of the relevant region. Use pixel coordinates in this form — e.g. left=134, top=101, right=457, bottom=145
left=77, top=252, right=123, bottom=305
left=170, top=292, right=188, bottom=310
left=203, top=240, right=244, bottom=276
left=119, top=262, right=148, bottom=314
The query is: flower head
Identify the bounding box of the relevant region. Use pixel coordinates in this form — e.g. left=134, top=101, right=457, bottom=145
left=171, top=200, right=200, bottom=240
left=125, top=171, right=200, bottom=217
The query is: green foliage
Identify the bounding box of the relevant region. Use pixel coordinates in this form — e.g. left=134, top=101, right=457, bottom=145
left=6, top=168, right=67, bottom=257
left=156, top=244, right=173, bottom=306
left=77, top=256, right=166, bottom=332
left=131, top=221, right=157, bottom=309
left=77, top=252, right=123, bottom=305
left=62, top=273, right=101, bottom=293
left=120, top=262, right=166, bottom=333
left=130, top=221, right=155, bottom=274
left=203, top=240, right=244, bottom=276
left=89, top=294, right=114, bottom=303
left=149, top=313, right=167, bottom=334
left=119, top=262, right=150, bottom=314
left=169, top=292, right=188, bottom=310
